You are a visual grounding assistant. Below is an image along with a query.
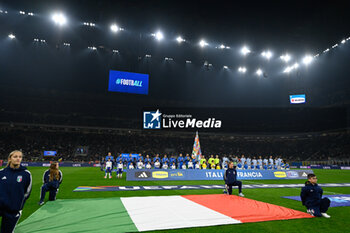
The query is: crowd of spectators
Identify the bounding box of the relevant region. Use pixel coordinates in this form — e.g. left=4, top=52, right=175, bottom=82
left=0, top=125, right=349, bottom=165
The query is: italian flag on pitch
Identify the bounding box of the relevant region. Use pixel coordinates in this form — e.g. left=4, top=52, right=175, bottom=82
left=16, top=194, right=312, bottom=233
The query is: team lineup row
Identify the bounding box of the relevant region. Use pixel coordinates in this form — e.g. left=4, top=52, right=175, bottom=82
left=102, top=153, right=290, bottom=170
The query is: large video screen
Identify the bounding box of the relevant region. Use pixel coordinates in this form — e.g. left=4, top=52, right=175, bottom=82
left=108, top=70, right=149, bottom=95
left=44, top=151, right=57, bottom=156
left=289, top=94, right=306, bottom=104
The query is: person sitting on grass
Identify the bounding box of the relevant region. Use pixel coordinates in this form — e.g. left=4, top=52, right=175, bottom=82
left=300, top=173, right=331, bottom=218
left=39, top=162, right=62, bottom=205
left=224, top=162, right=244, bottom=197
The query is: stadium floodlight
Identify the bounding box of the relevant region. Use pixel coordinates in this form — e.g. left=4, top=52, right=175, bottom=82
left=34, top=38, right=39, bottom=42
left=84, top=22, right=95, bottom=27
left=223, top=66, right=228, bottom=69
left=256, top=68, right=263, bottom=76
left=176, top=36, right=185, bottom=43
left=293, top=63, right=299, bottom=69
left=323, top=48, right=330, bottom=53
left=28, top=12, right=34, bottom=16
left=341, top=39, right=346, bottom=44
left=19, top=11, right=25, bottom=15
left=240, top=46, right=251, bottom=55
left=302, top=55, right=313, bottom=65
left=332, top=44, right=338, bottom=48
left=199, top=39, right=208, bottom=47
left=63, top=43, right=70, bottom=46
left=261, top=50, right=273, bottom=59
left=88, top=46, right=97, bottom=50
left=40, top=39, right=46, bottom=43
left=238, top=66, right=247, bottom=73
left=219, top=44, right=225, bottom=49
left=153, top=31, right=163, bottom=41
left=145, top=54, right=151, bottom=58
left=280, top=54, right=291, bottom=62
left=8, top=34, right=15, bottom=39
left=52, top=12, right=67, bottom=26
left=186, top=60, right=192, bottom=64
left=110, top=24, right=119, bottom=33
left=283, top=66, right=292, bottom=73
left=112, top=49, right=119, bottom=53
left=347, top=37, right=350, bottom=41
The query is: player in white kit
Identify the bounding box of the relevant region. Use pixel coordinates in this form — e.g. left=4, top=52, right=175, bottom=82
left=104, top=158, right=113, bottom=179
left=116, top=160, right=123, bottom=179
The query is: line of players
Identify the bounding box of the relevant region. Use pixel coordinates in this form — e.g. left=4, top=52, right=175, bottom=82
left=102, top=153, right=290, bottom=179
left=103, top=153, right=203, bottom=179
left=231, top=155, right=290, bottom=170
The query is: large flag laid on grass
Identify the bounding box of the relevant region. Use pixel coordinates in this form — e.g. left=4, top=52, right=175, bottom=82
left=192, top=131, right=202, bottom=161
left=16, top=194, right=313, bottom=233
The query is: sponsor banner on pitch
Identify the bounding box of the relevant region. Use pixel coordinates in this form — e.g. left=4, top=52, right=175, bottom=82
left=74, top=183, right=350, bottom=192
left=126, top=169, right=314, bottom=181
left=282, top=194, right=350, bottom=207
left=3, top=162, right=100, bottom=167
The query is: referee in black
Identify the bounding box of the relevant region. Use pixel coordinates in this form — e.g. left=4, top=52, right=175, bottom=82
left=224, top=161, right=244, bottom=197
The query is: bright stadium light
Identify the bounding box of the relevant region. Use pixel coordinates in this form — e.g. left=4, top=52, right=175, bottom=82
left=199, top=39, right=208, bottom=47
left=238, top=66, right=247, bottom=73
left=280, top=54, right=291, bottom=62
left=261, top=50, right=273, bottom=59
left=241, top=46, right=251, bottom=55
left=302, top=55, right=313, bottom=65
left=153, top=31, right=164, bottom=41
left=219, top=44, right=225, bottom=49
left=8, top=34, right=15, bottom=39
left=186, top=60, right=192, bottom=64
left=110, top=24, right=119, bottom=32
left=256, top=68, right=263, bottom=76
left=19, top=11, right=25, bottom=15
left=283, top=66, right=292, bottom=73
left=223, top=65, right=228, bottom=69
left=341, top=39, right=346, bottom=44
left=176, top=36, right=185, bottom=43
left=52, top=12, right=67, bottom=26
left=28, top=12, right=34, bottom=16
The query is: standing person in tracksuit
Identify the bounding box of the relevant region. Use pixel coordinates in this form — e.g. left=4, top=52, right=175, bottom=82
left=223, top=162, right=244, bottom=197
left=300, top=173, right=331, bottom=218
left=39, top=162, right=63, bottom=205
left=0, top=150, right=32, bottom=233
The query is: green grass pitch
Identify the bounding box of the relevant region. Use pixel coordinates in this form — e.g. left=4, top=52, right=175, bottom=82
left=2, top=167, right=350, bottom=233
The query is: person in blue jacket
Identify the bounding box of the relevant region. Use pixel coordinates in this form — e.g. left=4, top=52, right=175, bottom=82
left=223, top=162, right=244, bottom=197
left=0, top=150, right=32, bottom=233
left=39, top=162, right=63, bottom=205
left=300, top=173, right=331, bottom=218
left=177, top=154, right=184, bottom=169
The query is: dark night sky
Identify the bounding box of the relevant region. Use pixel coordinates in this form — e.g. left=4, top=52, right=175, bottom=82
left=0, top=0, right=349, bottom=107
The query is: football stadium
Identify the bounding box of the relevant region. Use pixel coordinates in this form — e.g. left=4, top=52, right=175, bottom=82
left=1, top=0, right=350, bottom=232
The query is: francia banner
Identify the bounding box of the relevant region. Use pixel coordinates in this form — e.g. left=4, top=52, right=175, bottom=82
left=126, top=169, right=314, bottom=181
